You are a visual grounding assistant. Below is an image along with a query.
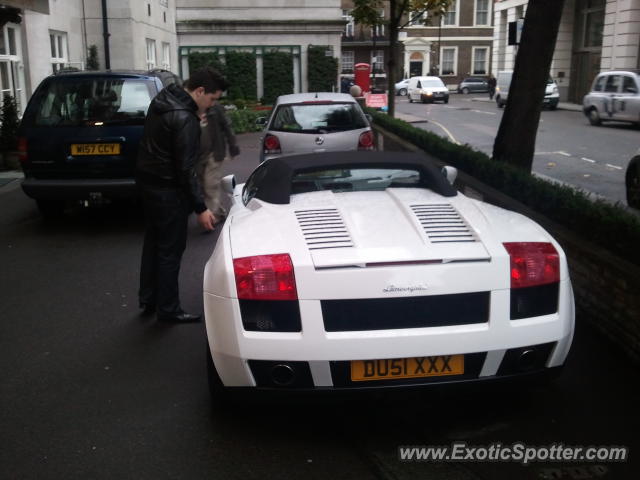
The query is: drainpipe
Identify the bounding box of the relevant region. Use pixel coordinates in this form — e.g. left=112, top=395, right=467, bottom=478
left=101, top=0, right=111, bottom=69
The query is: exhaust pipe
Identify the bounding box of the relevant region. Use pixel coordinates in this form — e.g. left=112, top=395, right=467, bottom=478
left=271, top=364, right=296, bottom=386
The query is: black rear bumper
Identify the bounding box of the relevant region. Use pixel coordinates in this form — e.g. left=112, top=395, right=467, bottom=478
left=21, top=178, right=137, bottom=200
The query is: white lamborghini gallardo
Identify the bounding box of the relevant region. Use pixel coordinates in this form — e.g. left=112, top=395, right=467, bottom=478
left=203, top=152, right=574, bottom=394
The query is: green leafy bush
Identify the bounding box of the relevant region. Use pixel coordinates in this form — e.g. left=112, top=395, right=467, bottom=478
left=225, top=51, right=257, bottom=101
left=227, top=109, right=266, bottom=134
left=370, top=110, right=640, bottom=266
left=87, top=45, right=99, bottom=70
left=263, top=51, right=293, bottom=104
left=188, top=51, right=226, bottom=76
left=307, top=46, right=338, bottom=92
left=0, top=95, right=19, bottom=152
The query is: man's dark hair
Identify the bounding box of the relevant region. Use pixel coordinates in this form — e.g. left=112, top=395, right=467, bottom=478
left=184, top=68, right=229, bottom=94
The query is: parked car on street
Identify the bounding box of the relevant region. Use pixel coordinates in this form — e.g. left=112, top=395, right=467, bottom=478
left=626, top=149, right=640, bottom=208
left=407, top=76, right=449, bottom=104
left=457, top=77, right=489, bottom=94
left=394, top=78, right=410, bottom=96
left=495, top=71, right=560, bottom=109
left=256, top=92, right=374, bottom=163
left=203, top=151, right=575, bottom=400
left=582, top=70, right=640, bottom=127
left=18, top=69, right=181, bottom=217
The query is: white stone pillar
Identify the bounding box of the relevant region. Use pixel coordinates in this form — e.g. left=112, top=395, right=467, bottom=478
left=256, top=51, right=264, bottom=101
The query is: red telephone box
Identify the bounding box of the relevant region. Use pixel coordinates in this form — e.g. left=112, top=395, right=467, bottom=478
left=354, top=63, right=371, bottom=94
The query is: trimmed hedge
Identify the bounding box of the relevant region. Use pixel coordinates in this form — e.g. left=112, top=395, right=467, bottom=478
left=263, top=51, right=294, bottom=104
left=188, top=51, right=225, bottom=76
left=225, top=51, right=257, bottom=101
left=370, top=110, right=640, bottom=266
left=307, top=46, right=338, bottom=92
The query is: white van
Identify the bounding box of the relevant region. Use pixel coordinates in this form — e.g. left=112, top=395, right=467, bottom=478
left=407, top=76, right=449, bottom=104
left=495, top=71, right=560, bottom=110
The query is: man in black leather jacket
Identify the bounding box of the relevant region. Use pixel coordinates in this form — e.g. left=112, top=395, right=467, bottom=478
left=136, top=68, right=227, bottom=323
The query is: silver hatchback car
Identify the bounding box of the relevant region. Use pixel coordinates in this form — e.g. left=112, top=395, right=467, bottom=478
left=583, top=70, right=640, bottom=127
left=258, top=93, right=374, bottom=162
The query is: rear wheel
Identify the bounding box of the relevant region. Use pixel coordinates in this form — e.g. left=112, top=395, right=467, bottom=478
left=36, top=200, right=65, bottom=218
left=461, top=87, right=469, bottom=94
left=626, top=157, right=640, bottom=209
left=588, top=108, right=601, bottom=126
left=444, top=97, right=449, bottom=104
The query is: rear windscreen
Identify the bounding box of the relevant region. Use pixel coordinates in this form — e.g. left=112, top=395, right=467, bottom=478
left=292, top=167, right=422, bottom=194
left=270, top=102, right=367, bottom=134
left=32, top=77, right=157, bottom=126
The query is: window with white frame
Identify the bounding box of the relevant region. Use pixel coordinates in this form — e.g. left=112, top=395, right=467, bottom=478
left=440, top=47, right=457, bottom=76
left=0, top=23, right=26, bottom=113
left=162, top=42, right=171, bottom=70
left=341, top=50, right=354, bottom=73
left=443, top=0, right=458, bottom=26
left=146, top=39, right=156, bottom=69
left=50, top=31, right=68, bottom=73
left=475, top=0, right=490, bottom=26
left=371, top=9, right=385, bottom=37
left=343, top=10, right=354, bottom=37
left=371, top=50, right=384, bottom=72
left=472, top=47, right=489, bottom=75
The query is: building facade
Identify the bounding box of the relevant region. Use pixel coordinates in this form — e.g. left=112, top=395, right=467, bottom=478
left=340, top=0, right=392, bottom=91
left=400, top=0, right=495, bottom=88
left=492, top=0, right=640, bottom=102
left=176, top=0, right=344, bottom=97
left=1, top=0, right=177, bottom=114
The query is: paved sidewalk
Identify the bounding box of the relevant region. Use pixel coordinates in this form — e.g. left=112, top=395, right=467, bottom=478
left=0, top=169, right=23, bottom=189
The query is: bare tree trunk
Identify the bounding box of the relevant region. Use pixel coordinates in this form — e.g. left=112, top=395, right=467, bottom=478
left=492, top=0, right=565, bottom=171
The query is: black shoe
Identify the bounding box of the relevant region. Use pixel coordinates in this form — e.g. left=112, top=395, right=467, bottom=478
left=139, top=302, right=156, bottom=316
left=157, top=311, right=202, bottom=323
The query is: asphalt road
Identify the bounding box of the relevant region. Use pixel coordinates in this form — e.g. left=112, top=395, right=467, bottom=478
left=1, top=134, right=638, bottom=479
left=394, top=94, right=639, bottom=207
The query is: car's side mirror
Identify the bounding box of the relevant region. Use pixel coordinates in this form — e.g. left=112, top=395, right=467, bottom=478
left=442, top=166, right=458, bottom=185
left=255, top=117, right=267, bottom=126
left=221, top=174, right=236, bottom=195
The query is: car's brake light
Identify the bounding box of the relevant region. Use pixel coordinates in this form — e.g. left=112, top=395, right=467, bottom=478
left=358, top=130, right=374, bottom=150
left=503, top=242, right=560, bottom=288
left=233, top=254, right=297, bottom=300
left=263, top=134, right=281, bottom=155
left=18, top=137, right=27, bottom=163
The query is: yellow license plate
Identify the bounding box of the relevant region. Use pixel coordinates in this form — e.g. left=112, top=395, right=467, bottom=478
left=71, top=143, right=120, bottom=155
left=351, top=355, right=464, bottom=382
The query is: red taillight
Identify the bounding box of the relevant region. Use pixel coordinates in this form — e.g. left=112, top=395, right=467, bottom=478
left=233, top=254, right=297, bottom=300
left=18, top=137, right=28, bottom=163
left=503, top=242, right=560, bottom=288
left=263, top=134, right=281, bottom=154
left=358, top=130, right=374, bottom=150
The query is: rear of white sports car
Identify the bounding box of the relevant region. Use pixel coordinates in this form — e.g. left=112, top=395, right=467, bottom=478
left=203, top=153, right=574, bottom=392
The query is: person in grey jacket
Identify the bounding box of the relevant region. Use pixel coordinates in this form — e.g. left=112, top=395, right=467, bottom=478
left=197, top=102, right=240, bottom=217
left=136, top=68, right=227, bottom=323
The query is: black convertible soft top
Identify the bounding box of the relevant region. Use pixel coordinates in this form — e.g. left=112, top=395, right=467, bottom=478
left=249, top=151, right=457, bottom=204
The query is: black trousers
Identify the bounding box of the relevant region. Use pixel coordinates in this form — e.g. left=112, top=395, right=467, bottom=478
left=138, top=185, right=190, bottom=316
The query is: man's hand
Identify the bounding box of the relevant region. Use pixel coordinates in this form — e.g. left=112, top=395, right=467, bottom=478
left=197, top=209, right=216, bottom=231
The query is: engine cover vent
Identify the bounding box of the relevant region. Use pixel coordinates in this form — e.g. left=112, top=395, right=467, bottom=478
left=295, top=208, right=354, bottom=250
left=410, top=204, right=477, bottom=243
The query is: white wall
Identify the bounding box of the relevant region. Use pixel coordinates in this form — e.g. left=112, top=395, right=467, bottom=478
left=601, top=0, right=640, bottom=70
